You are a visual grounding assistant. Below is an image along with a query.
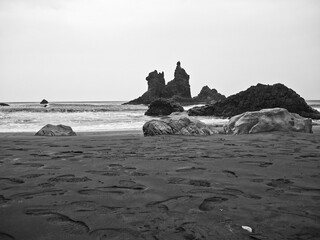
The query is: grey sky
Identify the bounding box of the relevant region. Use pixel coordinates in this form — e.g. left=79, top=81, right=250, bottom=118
left=0, top=0, right=319, bottom=102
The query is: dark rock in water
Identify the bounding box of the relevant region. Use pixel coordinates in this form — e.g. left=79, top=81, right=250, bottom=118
left=40, top=99, right=49, bottom=104
left=145, top=98, right=184, bottom=116
left=143, top=116, right=218, bottom=136
left=35, top=124, right=76, bottom=136
left=193, top=85, right=226, bottom=104
left=224, top=108, right=312, bottom=134
left=188, top=83, right=320, bottom=119
left=0, top=103, right=9, bottom=106
left=125, top=62, right=194, bottom=105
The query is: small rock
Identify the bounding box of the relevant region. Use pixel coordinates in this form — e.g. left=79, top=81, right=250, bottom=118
left=40, top=99, right=49, bottom=104
left=241, top=226, right=253, bottom=233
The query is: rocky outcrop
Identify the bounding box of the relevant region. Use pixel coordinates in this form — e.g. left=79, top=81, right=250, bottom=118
left=125, top=62, right=194, bottom=105
left=188, top=83, right=320, bottom=119
left=126, top=71, right=166, bottom=105
left=0, top=103, right=9, bottom=106
left=145, top=98, right=184, bottom=116
left=35, top=124, right=76, bottom=136
left=162, top=61, right=191, bottom=99
left=224, top=108, right=312, bottom=134
left=40, top=99, right=49, bottom=104
left=143, top=116, right=218, bottom=136
left=193, top=86, right=226, bottom=104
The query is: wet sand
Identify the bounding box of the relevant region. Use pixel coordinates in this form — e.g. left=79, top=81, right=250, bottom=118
left=0, top=128, right=319, bottom=240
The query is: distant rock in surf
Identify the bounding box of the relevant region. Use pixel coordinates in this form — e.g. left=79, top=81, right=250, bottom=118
left=40, top=99, right=49, bottom=104
left=188, top=83, right=320, bottom=119
left=0, top=103, right=9, bottom=106
left=224, top=108, right=312, bottom=134
left=143, top=116, right=219, bottom=136
left=192, top=85, right=226, bottom=104
left=124, top=61, right=225, bottom=105
left=35, top=124, right=76, bottom=136
left=145, top=98, right=184, bottom=116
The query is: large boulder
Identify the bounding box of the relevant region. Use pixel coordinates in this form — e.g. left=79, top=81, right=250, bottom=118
left=188, top=83, right=320, bottom=119
left=192, top=85, right=226, bottom=104
left=40, top=99, right=49, bottom=104
left=145, top=98, right=184, bottom=116
left=35, top=124, right=76, bottom=136
left=143, top=116, right=218, bottom=136
left=224, top=108, right=312, bottom=134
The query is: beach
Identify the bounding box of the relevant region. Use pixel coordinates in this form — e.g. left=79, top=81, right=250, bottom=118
left=0, top=128, right=319, bottom=240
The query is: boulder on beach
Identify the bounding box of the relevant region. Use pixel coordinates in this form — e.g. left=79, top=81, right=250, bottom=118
left=145, top=98, right=184, bottom=116
left=40, top=99, right=49, bottom=104
left=224, top=108, right=312, bottom=134
left=0, top=103, right=9, bottom=106
left=193, top=85, right=226, bottom=104
left=35, top=124, right=76, bottom=136
left=188, top=83, right=320, bottom=119
left=143, top=116, right=218, bottom=136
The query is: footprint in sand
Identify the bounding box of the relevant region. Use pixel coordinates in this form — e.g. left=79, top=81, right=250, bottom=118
left=90, top=228, right=141, bottom=240
left=0, top=178, right=24, bottom=184
left=0, top=232, right=15, bottom=240
left=176, top=167, right=206, bottom=172
left=0, top=195, right=10, bottom=204
left=168, top=177, right=211, bottom=187
left=21, top=173, right=44, bottom=179
left=10, top=189, right=66, bottom=200
left=48, top=174, right=91, bottom=183
left=78, top=189, right=125, bottom=196
left=199, top=196, right=228, bottom=211
left=266, top=178, right=293, bottom=188
left=146, top=195, right=195, bottom=212
left=222, top=170, right=238, bottom=178
left=25, top=209, right=89, bottom=235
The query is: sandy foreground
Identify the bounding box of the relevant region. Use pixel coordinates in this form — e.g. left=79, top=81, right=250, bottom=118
left=0, top=128, right=319, bottom=240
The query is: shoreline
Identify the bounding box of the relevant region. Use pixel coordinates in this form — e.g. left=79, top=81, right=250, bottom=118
left=0, top=124, right=319, bottom=136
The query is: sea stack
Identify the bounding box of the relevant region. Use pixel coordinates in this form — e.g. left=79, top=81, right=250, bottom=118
left=125, top=61, right=193, bottom=105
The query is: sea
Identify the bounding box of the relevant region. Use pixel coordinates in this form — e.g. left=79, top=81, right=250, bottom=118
left=0, top=101, right=319, bottom=133
left=0, top=101, right=228, bottom=133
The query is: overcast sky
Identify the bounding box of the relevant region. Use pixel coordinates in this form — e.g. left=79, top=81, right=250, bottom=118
left=0, top=0, right=319, bottom=102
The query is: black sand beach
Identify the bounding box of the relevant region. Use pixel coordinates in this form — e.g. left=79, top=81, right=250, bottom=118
left=0, top=128, right=319, bottom=239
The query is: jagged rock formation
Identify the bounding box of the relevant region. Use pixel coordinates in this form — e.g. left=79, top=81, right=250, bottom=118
left=35, top=124, right=76, bottom=136
left=193, top=86, right=226, bottom=104
left=145, top=98, right=184, bottom=116
left=40, top=99, right=49, bottom=104
left=125, top=62, right=201, bottom=105
left=163, top=61, right=191, bottom=99
left=224, top=108, right=312, bottom=134
left=188, top=83, right=320, bottom=119
left=127, top=71, right=166, bottom=105
left=143, top=116, right=219, bottom=136
left=0, top=103, right=9, bottom=106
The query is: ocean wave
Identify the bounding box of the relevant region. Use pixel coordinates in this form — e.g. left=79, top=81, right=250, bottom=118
left=0, top=105, right=148, bottom=113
